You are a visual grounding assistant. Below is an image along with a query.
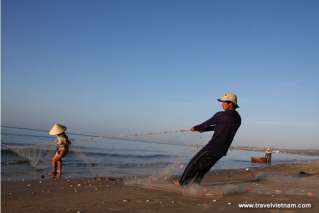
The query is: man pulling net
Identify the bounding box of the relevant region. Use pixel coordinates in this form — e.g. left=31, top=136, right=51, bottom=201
left=175, top=92, right=241, bottom=186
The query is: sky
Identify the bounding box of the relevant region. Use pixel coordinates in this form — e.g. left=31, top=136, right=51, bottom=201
left=2, top=0, right=319, bottom=148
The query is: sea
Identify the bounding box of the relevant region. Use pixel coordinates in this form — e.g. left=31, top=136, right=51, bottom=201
left=2, top=127, right=319, bottom=181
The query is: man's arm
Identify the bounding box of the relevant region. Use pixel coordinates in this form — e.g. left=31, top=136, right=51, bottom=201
left=191, top=112, right=220, bottom=132
left=191, top=125, right=215, bottom=132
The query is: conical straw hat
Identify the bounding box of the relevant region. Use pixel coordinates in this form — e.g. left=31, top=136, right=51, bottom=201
left=49, top=123, right=67, bottom=135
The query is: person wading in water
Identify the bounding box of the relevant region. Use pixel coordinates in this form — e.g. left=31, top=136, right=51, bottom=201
left=175, top=92, right=241, bottom=186
left=49, top=123, right=71, bottom=178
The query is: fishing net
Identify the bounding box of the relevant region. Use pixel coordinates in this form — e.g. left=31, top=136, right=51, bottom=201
left=2, top=126, right=204, bottom=179
left=3, top=144, right=53, bottom=169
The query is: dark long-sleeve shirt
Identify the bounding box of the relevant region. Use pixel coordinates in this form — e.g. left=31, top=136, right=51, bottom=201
left=192, top=109, right=241, bottom=156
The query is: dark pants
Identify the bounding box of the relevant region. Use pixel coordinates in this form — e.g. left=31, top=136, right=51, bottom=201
left=179, top=148, right=222, bottom=185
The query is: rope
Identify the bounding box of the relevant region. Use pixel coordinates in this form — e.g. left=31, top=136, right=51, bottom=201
left=1, top=125, right=196, bottom=148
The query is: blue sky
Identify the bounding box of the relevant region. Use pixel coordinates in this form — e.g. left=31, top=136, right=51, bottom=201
left=2, top=0, right=319, bottom=148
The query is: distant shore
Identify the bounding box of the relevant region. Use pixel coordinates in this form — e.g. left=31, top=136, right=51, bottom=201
left=230, top=145, right=319, bottom=156
left=2, top=160, right=319, bottom=213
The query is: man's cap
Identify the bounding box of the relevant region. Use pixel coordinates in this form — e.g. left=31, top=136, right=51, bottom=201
left=218, top=92, right=239, bottom=108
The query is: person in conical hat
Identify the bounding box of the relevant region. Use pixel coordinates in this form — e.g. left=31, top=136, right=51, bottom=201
left=49, top=123, right=71, bottom=178
left=175, top=92, right=241, bottom=186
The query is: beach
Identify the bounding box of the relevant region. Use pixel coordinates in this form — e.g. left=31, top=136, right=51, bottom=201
left=2, top=160, right=319, bottom=213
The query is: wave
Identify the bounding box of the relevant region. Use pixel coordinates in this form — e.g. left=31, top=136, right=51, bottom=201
left=69, top=151, right=174, bottom=159
left=2, top=143, right=174, bottom=159
left=1, top=159, right=30, bottom=165
left=63, top=161, right=172, bottom=168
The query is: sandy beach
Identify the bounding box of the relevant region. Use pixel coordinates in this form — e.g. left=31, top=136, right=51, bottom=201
left=2, top=160, right=319, bottom=213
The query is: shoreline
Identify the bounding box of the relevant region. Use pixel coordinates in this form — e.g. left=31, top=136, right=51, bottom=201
left=2, top=160, right=319, bottom=212
left=2, top=157, right=318, bottom=183
left=231, top=146, right=319, bottom=156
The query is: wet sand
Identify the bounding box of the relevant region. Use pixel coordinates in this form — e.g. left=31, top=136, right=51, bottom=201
left=2, top=160, right=319, bottom=213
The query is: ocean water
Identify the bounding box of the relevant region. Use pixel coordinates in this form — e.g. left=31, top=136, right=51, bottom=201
left=2, top=128, right=319, bottom=181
